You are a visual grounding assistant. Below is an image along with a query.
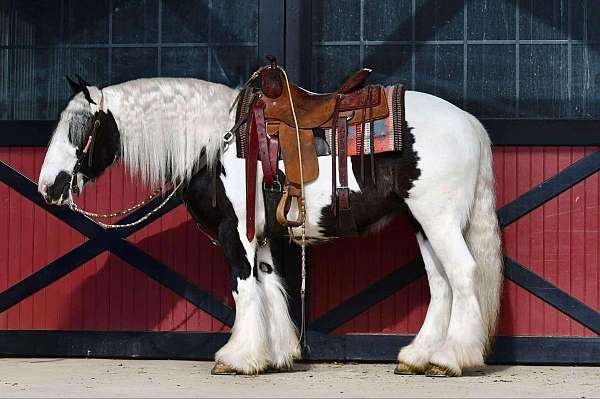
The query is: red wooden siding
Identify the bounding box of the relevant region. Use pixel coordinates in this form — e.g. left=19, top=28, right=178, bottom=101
left=0, top=146, right=599, bottom=336
left=0, top=147, right=231, bottom=332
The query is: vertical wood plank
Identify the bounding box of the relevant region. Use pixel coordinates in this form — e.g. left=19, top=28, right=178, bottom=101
left=529, top=146, right=545, bottom=335
left=543, top=147, right=559, bottom=335
left=583, top=146, right=599, bottom=336
left=109, top=166, right=124, bottom=330
left=503, top=146, right=518, bottom=335
left=120, top=170, right=136, bottom=330
left=557, top=148, right=572, bottom=335
left=7, top=148, right=22, bottom=328
left=570, top=147, right=586, bottom=336
left=0, top=148, right=10, bottom=329
left=81, top=170, right=97, bottom=330
left=19, top=148, right=35, bottom=329
left=32, top=149, right=47, bottom=329
left=516, top=146, right=531, bottom=334
left=131, top=182, right=149, bottom=330
left=172, top=206, right=188, bottom=331
left=95, top=167, right=112, bottom=330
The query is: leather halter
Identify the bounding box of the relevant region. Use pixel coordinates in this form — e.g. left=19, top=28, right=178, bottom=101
left=71, top=92, right=105, bottom=190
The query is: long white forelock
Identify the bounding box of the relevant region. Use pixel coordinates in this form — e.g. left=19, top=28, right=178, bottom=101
left=99, top=78, right=239, bottom=187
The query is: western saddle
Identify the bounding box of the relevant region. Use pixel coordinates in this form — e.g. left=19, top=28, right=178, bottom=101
left=234, top=57, right=391, bottom=241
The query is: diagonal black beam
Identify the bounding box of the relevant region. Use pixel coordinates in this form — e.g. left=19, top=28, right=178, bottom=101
left=0, top=161, right=119, bottom=239
left=309, top=257, right=425, bottom=333
left=308, top=253, right=600, bottom=336
left=0, top=240, right=104, bottom=313
left=504, top=257, right=600, bottom=335
left=498, top=150, right=600, bottom=228
left=0, top=161, right=235, bottom=326
left=109, top=239, right=235, bottom=327
left=0, top=196, right=181, bottom=314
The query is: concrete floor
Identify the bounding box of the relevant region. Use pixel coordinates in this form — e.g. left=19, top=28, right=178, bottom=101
left=0, top=359, right=598, bottom=398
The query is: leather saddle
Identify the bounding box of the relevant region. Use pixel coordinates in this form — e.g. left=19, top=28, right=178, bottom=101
left=240, top=57, right=389, bottom=241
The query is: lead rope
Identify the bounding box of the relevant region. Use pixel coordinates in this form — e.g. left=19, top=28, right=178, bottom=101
left=72, top=187, right=163, bottom=219
left=68, top=178, right=182, bottom=229
left=278, top=66, right=309, bottom=353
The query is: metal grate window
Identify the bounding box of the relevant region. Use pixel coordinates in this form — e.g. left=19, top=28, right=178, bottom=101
left=311, top=0, right=599, bottom=119
left=0, top=0, right=259, bottom=120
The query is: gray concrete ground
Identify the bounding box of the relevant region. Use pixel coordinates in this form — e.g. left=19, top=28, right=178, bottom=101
left=0, top=359, right=597, bottom=398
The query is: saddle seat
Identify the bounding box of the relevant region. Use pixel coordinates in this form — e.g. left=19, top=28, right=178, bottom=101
left=260, top=68, right=384, bottom=129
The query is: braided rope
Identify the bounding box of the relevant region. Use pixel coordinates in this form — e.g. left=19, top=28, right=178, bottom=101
left=68, top=181, right=182, bottom=229
left=74, top=187, right=163, bottom=219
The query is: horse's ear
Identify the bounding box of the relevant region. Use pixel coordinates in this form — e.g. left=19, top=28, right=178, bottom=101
left=76, top=75, right=92, bottom=88
left=76, top=75, right=96, bottom=105
left=65, top=75, right=80, bottom=93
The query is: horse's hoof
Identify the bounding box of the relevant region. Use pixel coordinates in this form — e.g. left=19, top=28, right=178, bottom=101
left=394, top=362, right=419, bottom=375
left=425, top=364, right=459, bottom=377
left=211, top=361, right=238, bottom=375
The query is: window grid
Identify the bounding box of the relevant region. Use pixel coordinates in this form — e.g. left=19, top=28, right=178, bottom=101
left=0, top=0, right=259, bottom=120
left=311, top=0, right=598, bottom=119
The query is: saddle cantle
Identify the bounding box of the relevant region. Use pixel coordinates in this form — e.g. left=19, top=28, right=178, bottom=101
left=234, top=57, right=404, bottom=241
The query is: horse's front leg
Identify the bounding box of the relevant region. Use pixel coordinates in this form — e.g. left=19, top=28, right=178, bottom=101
left=256, top=242, right=301, bottom=370
left=212, top=218, right=270, bottom=375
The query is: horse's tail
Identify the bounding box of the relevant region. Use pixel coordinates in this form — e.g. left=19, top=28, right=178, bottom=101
left=464, top=112, right=504, bottom=357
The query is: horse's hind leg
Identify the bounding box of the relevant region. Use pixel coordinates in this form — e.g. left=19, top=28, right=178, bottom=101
left=425, top=225, right=486, bottom=376
left=256, top=243, right=301, bottom=370
left=396, top=232, right=451, bottom=374
left=407, top=206, right=486, bottom=376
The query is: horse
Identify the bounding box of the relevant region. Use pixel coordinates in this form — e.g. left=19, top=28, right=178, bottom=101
left=38, top=74, right=503, bottom=377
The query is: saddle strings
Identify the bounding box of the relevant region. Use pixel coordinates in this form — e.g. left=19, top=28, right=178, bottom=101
left=277, top=66, right=309, bottom=353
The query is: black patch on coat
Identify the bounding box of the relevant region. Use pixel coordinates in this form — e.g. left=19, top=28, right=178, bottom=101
left=46, top=170, right=72, bottom=202
left=76, top=111, right=121, bottom=180
left=182, top=165, right=252, bottom=293
left=259, top=262, right=273, bottom=274
left=319, top=123, right=420, bottom=237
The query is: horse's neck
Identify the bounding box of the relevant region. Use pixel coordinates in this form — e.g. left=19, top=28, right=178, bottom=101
left=101, top=78, right=239, bottom=185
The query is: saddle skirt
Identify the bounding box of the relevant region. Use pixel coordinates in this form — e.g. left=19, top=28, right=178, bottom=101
left=323, top=85, right=405, bottom=156
left=235, top=84, right=406, bottom=159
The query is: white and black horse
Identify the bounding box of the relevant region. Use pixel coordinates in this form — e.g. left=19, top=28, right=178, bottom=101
left=38, top=75, right=503, bottom=377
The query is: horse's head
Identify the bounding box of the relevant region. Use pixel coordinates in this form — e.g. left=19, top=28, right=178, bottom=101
left=38, top=76, right=120, bottom=205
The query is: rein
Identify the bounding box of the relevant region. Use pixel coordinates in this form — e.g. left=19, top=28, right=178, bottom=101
left=67, top=91, right=183, bottom=229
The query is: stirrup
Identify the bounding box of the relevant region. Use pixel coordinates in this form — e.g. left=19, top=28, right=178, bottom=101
left=276, top=184, right=305, bottom=228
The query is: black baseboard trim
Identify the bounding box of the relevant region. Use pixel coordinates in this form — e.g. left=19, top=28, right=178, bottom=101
left=0, top=331, right=597, bottom=365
